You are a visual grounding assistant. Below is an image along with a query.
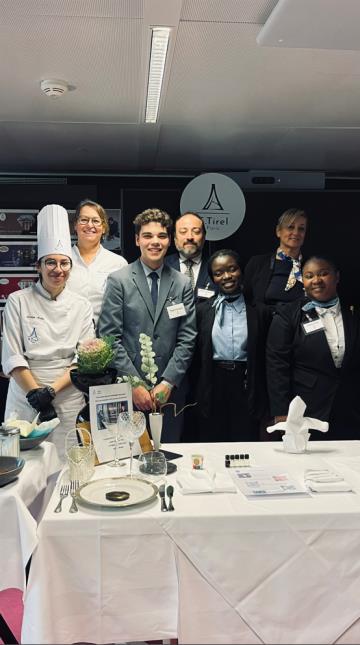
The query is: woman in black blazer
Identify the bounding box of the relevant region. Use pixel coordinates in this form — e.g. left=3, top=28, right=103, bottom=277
left=190, top=249, right=271, bottom=442
left=267, top=256, right=360, bottom=440
left=243, top=208, right=308, bottom=311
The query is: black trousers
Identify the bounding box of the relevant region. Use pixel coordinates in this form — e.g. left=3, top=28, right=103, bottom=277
left=198, top=361, right=259, bottom=442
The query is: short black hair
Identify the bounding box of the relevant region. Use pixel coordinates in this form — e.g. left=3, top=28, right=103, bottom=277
left=207, top=248, right=241, bottom=279
left=303, top=255, right=338, bottom=273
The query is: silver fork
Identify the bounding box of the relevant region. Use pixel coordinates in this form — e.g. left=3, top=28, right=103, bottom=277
left=69, top=480, right=79, bottom=513
left=54, top=483, right=70, bottom=513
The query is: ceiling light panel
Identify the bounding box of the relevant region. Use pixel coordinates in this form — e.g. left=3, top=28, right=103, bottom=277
left=145, top=27, right=171, bottom=123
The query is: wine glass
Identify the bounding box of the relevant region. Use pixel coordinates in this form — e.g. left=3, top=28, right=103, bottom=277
left=138, top=450, right=167, bottom=486
left=117, top=411, right=146, bottom=478
left=106, top=422, right=126, bottom=469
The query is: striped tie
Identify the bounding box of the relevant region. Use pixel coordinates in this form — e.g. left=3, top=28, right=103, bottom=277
left=184, top=259, right=195, bottom=289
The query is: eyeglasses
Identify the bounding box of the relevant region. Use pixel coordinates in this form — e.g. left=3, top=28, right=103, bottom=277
left=78, top=217, right=103, bottom=227
left=43, top=259, right=72, bottom=271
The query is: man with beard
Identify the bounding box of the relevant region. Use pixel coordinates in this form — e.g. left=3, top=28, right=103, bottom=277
left=165, top=211, right=217, bottom=301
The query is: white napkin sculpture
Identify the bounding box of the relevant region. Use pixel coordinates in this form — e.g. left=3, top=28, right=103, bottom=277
left=267, top=396, right=328, bottom=453
left=176, top=469, right=237, bottom=495
left=5, top=411, right=60, bottom=437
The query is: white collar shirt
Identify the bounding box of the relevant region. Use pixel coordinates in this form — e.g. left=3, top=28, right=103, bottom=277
left=315, top=301, right=345, bottom=368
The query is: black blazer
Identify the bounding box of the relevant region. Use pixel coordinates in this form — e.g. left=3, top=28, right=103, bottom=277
left=165, top=253, right=217, bottom=299
left=266, top=299, right=360, bottom=427
left=243, top=252, right=275, bottom=305
left=190, top=297, right=271, bottom=420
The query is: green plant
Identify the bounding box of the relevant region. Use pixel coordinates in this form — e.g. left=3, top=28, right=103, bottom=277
left=77, top=336, right=115, bottom=374
left=118, top=333, right=167, bottom=410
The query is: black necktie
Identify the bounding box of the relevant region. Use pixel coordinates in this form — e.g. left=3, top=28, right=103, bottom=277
left=149, top=272, right=159, bottom=307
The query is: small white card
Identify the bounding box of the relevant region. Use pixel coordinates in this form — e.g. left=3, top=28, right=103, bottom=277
left=197, top=288, right=215, bottom=299
left=302, top=318, right=324, bottom=334
left=167, top=302, right=187, bottom=318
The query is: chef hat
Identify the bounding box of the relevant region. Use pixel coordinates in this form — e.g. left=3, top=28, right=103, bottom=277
left=37, top=204, right=72, bottom=260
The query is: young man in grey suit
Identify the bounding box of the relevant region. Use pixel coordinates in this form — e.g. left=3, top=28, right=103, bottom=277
left=98, top=208, right=197, bottom=442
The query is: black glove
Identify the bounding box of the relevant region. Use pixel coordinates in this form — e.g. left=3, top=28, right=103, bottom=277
left=26, top=386, right=55, bottom=412
left=38, top=403, right=58, bottom=423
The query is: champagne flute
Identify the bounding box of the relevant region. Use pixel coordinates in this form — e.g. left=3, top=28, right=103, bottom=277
left=106, top=421, right=125, bottom=468
left=117, top=411, right=146, bottom=478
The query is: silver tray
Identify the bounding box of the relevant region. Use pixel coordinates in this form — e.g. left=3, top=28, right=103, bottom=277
left=75, top=476, right=158, bottom=509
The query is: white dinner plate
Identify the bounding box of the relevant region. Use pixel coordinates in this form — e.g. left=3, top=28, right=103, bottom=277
left=75, top=477, right=158, bottom=509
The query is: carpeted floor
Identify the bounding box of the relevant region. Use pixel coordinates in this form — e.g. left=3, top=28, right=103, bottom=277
left=0, top=588, right=23, bottom=644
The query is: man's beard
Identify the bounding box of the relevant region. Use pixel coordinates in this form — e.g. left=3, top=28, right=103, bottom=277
left=177, top=243, right=201, bottom=259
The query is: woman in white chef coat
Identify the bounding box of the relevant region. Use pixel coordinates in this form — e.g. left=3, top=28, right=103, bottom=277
left=2, top=204, right=95, bottom=458
left=67, top=199, right=127, bottom=326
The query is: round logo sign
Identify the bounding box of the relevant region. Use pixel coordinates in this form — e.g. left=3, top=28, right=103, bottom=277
left=180, top=172, right=246, bottom=241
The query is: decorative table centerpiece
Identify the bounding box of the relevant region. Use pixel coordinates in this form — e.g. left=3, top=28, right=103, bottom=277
left=118, top=333, right=195, bottom=450
left=71, top=336, right=152, bottom=459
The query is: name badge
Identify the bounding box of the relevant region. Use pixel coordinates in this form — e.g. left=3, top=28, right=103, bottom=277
left=302, top=318, right=324, bottom=334
left=167, top=303, right=187, bottom=319
left=197, top=288, right=215, bottom=299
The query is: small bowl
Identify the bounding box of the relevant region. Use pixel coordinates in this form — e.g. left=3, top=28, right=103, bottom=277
left=20, top=430, right=53, bottom=451
left=0, top=456, right=25, bottom=487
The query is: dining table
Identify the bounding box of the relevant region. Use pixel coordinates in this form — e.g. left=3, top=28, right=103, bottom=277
left=0, top=441, right=61, bottom=592
left=21, top=439, right=360, bottom=645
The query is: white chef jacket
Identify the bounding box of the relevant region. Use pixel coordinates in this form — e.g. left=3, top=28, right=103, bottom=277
left=2, top=281, right=95, bottom=459
left=67, top=245, right=127, bottom=325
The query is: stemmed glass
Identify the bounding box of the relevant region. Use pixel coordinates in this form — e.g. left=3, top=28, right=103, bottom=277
left=117, top=411, right=146, bottom=478
left=106, top=421, right=126, bottom=468
left=138, top=450, right=167, bottom=486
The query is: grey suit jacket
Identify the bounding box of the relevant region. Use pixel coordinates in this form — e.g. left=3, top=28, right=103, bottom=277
left=98, top=259, right=197, bottom=388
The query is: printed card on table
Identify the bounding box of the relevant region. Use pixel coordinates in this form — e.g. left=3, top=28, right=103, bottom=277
left=89, top=382, right=140, bottom=464
left=233, top=467, right=309, bottom=498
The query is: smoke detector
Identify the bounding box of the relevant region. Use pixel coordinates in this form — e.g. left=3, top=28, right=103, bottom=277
left=40, top=79, right=69, bottom=98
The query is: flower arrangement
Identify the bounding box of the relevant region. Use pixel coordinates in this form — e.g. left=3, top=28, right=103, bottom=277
left=118, top=333, right=196, bottom=416
left=77, top=336, right=115, bottom=374
left=118, top=333, right=159, bottom=392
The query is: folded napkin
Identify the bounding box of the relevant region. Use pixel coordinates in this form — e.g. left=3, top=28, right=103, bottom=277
left=267, top=396, right=328, bottom=453
left=305, top=468, right=352, bottom=493
left=176, top=469, right=237, bottom=495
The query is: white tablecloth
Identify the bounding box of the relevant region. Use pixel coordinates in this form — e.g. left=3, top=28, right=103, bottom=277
left=0, top=442, right=61, bottom=591
left=22, top=441, right=360, bottom=644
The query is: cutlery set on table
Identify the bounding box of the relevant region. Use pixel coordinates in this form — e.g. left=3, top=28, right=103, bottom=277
left=54, top=480, right=80, bottom=513
left=54, top=478, right=175, bottom=512
left=159, top=484, right=175, bottom=512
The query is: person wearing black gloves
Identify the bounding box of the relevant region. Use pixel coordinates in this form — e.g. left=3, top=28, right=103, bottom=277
left=2, top=205, right=94, bottom=458
left=26, top=385, right=57, bottom=422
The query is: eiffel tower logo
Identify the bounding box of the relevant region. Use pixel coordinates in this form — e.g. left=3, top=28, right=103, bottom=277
left=202, top=183, right=224, bottom=211
left=55, top=239, right=64, bottom=250
left=28, top=327, right=39, bottom=344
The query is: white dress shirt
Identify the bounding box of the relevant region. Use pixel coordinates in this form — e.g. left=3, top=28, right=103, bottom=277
left=179, top=253, right=202, bottom=286
left=315, top=301, right=345, bottom=368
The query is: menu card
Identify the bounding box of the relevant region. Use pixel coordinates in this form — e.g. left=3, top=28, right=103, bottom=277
left=89, top=382, right=140, bottom=464
left=233, top=467, right=309, bottom=498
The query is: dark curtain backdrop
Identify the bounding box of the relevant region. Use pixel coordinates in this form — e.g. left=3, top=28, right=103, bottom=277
left=0, top=174, right=359, bottom=422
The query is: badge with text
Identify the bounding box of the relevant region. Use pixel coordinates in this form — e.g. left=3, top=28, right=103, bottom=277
left=197, top=288, right=215, bottom=299
left=302, top=318, right=324, bottom=334
left=167, top=303, right=187, bottom=319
